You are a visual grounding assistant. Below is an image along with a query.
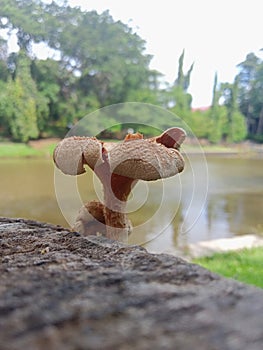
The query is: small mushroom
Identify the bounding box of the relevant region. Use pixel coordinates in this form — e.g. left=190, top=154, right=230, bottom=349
left=53, top=127, right=186, bottom=241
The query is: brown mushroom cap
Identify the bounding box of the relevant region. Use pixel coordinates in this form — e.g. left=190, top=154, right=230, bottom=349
left=108, top=139, right=185, bottom=181
left=156, top=127, right=186, bottom=149
left=53, top=136, right=102, bottom=175
left=54, top=128, right=186, bottom=180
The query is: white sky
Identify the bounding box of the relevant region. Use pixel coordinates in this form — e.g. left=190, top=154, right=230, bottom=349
left=68, top=0, right=263, bottom=107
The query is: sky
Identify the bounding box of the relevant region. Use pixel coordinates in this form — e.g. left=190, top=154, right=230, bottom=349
left=67, top=0, right=263, bottom=107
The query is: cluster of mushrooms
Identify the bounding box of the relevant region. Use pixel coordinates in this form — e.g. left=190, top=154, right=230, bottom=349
left=53, top=127, right=186, bottom=241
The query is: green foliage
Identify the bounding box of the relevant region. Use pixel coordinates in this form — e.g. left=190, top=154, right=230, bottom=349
left=194, top=247, right=263, bottom=289
left=15, top=54, right=50, bottom=134
left=206, top=106, right=228, bottom=143
left=176, top=49, right=194, bottom=91
left=220, top=80, right=247, bottom=142
left=0, top=52, right=47, bottom=142
left=229, top=111, right=247, bottom=142
left=237, top=52, right=263, bottom=139
left=126, top=86, right=159, bottom=104
left=31, top=58, right=71, bottom=129
left=204, top=73, right=247, bottom=144
left=0, top=0, right=159, bottom=140
left=186, top=110, right=210, bottom=139
left=167, top=50, right=194, bottom=125
left=0, top=0, right=260, bottom=143
left=0, top=60, right=8, bottom=81
left=3, top=77, right=39, bottom=142
left=171, top=86, right=192, bottom=115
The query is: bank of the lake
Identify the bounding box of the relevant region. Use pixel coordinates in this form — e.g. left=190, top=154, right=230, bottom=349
left=0, top=139, right=59, bottom=158
left=1, top=139, right=263, bottom=159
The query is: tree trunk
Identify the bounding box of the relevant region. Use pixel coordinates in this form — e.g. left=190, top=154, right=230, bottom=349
left=256, top=106, right=263, bottom=135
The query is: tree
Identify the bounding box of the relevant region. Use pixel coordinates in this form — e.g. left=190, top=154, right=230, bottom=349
left=2, top=78, right=39, bottom=142
left=176, top=49, right=194, bottom=91
left=207, top=73, right=229, bottom=143
left=220, top=79, right=247, bottom=142
left=252, top=61, right=263, bottom=137
left=0, top=52, right=47, bottom=142
left=0, top=38, right=9, bottom=81
left=0, top=0, right=46, bottom=51
left=31, top=58, right=75, bottom=129
left=237, top=52, right=263, bottom=139
left=0, top=0, right=159, bottom=131
left=55, top=9, right=154, bottom=106
left=206, top=72, right=246, bottom=143
left=0, top=1, right=155, bottom=107
left=168, top=50, right=194, bottom=120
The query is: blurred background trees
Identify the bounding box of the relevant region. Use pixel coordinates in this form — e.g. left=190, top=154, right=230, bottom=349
left=0, top=0, right=262, bottom=143
left=236, top=53, right=263, bottom=141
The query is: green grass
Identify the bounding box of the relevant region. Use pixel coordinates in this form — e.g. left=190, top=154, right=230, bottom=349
left=193, top=247, right=263, bottom=288
left=0, top=142, right=40, bottom=157
left=0, top=142, right=56, bottom=158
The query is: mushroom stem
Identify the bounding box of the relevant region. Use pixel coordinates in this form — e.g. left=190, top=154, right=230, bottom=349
left=73, top=200, right=107, bottom=236
left=103, top=174, right=136, bottom=241
left=94, top=148, right=135, bottom=242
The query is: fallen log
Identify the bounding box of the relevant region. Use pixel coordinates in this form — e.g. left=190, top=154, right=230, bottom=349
left=0, top=217, right=262, bottom=350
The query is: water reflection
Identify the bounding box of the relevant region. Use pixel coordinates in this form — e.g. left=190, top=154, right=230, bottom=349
left=0, top=159, right=68, bottom=227
left=207, top=192, right=263, bottom=236
left=0, top=155, right=263, bottom=254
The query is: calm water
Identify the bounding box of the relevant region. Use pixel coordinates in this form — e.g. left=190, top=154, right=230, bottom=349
left=1, top=155, right=263, bottom=254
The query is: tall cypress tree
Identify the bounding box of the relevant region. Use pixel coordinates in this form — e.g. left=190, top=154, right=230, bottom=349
left=170, top=50, right=194, bottom=116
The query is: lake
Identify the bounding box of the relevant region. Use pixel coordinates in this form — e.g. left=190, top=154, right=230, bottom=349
left=1, top=154, right=263, bottom=255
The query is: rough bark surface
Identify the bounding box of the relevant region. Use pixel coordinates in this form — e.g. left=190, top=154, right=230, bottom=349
left=0, top=217, right=263, bottom=350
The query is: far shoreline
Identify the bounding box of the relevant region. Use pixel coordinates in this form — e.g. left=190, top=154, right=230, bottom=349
left=0, top=138, right=263, bottom=159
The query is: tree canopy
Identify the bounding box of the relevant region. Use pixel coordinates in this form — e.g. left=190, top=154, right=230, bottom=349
left=0, top=0, right=262, bottom=143
left=0, top=0, right=159, bottom=141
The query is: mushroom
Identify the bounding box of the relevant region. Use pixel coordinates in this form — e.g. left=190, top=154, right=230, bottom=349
left=53, top=127, right=186, bottom=241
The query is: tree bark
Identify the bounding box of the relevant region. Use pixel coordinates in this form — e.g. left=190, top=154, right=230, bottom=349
left=1, top=217, right=263, bottom=350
